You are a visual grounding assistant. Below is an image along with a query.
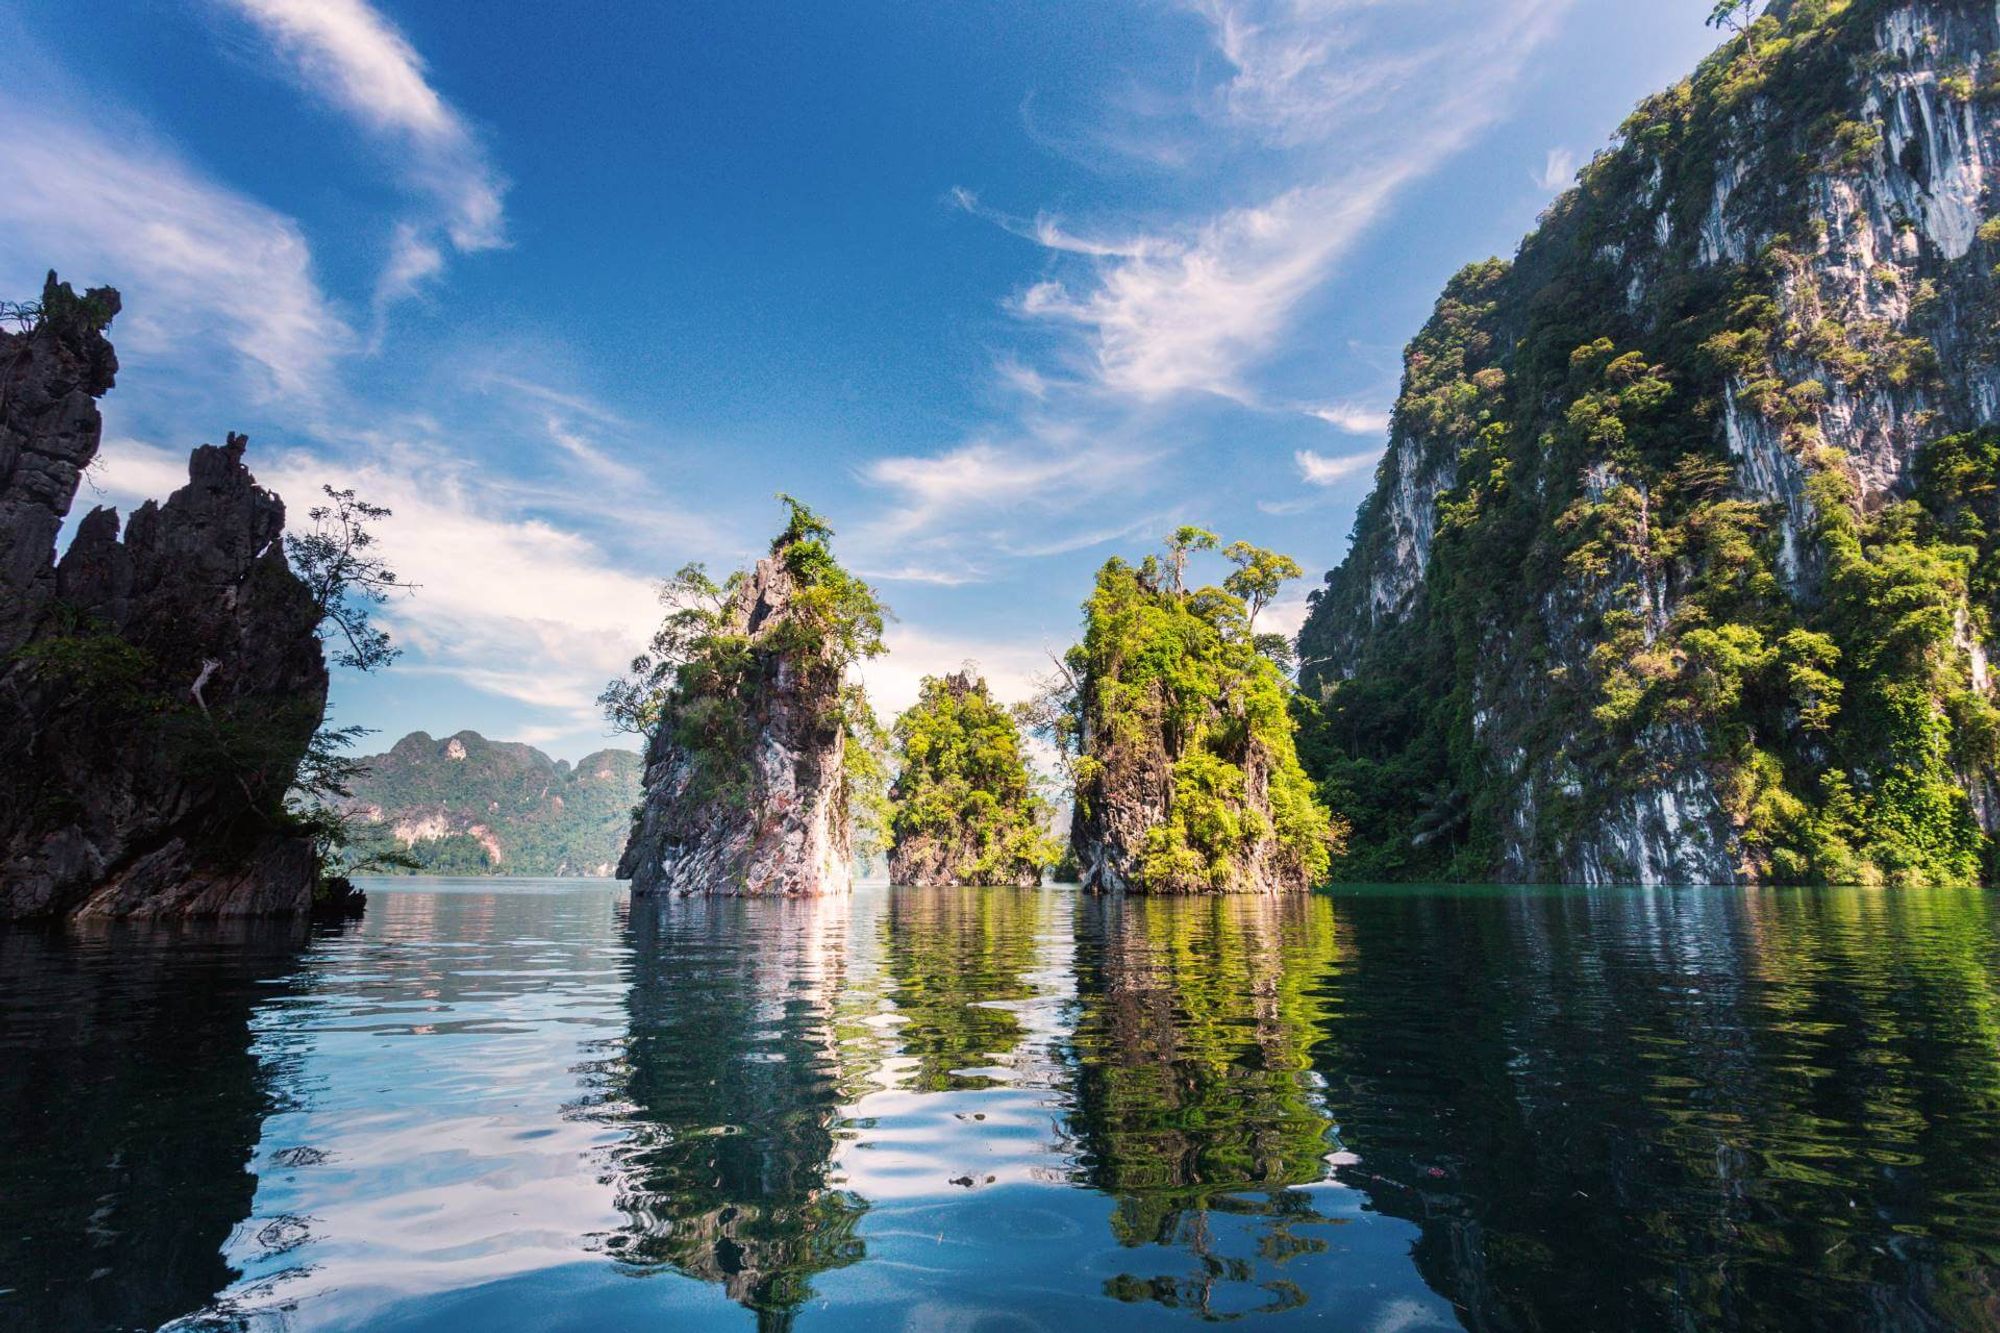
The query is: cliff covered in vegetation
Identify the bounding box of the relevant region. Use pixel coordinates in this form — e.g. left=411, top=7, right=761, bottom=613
left=0, top=275, right=330, bottom=918
left=614, top=499, right=886, bottom=895
left=342, top=730, right=640, bottom=876
left=1298, top=0, right=2000, bottom=885
left=886, top=671, right=1058, bottom=886
left=1058, top=533, right=1339, bottom=893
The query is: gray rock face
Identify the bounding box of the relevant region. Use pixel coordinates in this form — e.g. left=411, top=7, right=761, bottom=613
left=619, top=546, right=853, bottom=896
left=0, top=275, right=330, bottom=919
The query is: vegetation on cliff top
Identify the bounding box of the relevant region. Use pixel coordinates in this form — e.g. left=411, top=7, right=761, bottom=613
left=1051, top=531, right=1341, bottom=891
left=1296, top=0, right=1998, bottom=885
left=887, top=672, right=1060, bottom=884
left=602, top=495, right=888, bottom=816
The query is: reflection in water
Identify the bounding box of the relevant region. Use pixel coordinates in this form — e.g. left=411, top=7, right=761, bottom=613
left=1319, top=883, right=2000, bottom=1331
left=1068, top=894, right=1347, bottom=1319
left=0, top=921, right=305, bottom=1331
left=880, top=886, right=1051, bottom=1092
left=602, top=894, right=872, bottom=1328
left=6, top=880, right=2000, bottom=1329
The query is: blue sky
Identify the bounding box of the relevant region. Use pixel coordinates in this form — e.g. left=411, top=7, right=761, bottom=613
left=4, top=0, right=1721, bottom=759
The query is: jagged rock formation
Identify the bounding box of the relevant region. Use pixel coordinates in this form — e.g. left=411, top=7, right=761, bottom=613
left=1298, top=1, right=2000, bottom=886
left=619, top=507, right=884, bottom=895
left=886, top=670, right=1057, bottom=887
left=1068, top=555, right=1338, bottom=893
left=343, top=729, right=641, bottom=876
left=0, top=274, right=329, bottom=918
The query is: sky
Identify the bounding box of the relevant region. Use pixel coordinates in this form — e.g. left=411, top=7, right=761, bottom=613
left=4, top=0, right=1723, bottom=760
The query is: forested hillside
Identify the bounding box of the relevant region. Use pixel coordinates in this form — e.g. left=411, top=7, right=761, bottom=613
left=346, top=731, right=640, bottom=877
left=1298, top=0, right=2000, bottom=886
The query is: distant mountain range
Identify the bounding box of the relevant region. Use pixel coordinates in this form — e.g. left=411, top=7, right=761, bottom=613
left=346, top=731, right=642, bottom=877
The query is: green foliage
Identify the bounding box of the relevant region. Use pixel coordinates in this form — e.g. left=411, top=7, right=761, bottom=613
left=844, top=687, right=893, bottom=867
left=1706, top=0, right=1764, bottom=32
left=1294, top=0, right=2000, bottom=886
left=283, top=482, right=409, bottom=881
left=286, top=484, right=405, bottom=672
left=1070, top=540, right=1340, bottom=891
left=889, top=673, right=1060, bottom=883
left=1221, top=541, right=1304, bottom=633
left=339, top=731, right=642, bottom=876
left=604, top=496, right=889, bottom=830
left=3, top=272, right=118, bottom=334
left=5, top=617, right=155, bottom=714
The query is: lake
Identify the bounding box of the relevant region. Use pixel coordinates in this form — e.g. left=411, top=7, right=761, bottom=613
left=3, top=878, right=1999, bottom=1330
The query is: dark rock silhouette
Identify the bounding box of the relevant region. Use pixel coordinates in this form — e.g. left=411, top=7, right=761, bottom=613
left=0, top=274, right=329, bottom=919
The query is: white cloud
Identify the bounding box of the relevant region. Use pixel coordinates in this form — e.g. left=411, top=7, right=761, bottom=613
left=542, top=415, right=648, bottom=490
left=851, top=421, right=1156, bottom=582
left=865, top=440, right=1098, bottom=535
left=1196, top=0, right=1436, bottom=147
left=1295, top=447, right=1382, bottom=486
left=857, top=625, right=1061, bottom=721
left=1308, top=401, right=1392, bottom=434
left=1534, top=145, right=1577, bottom=191
left=1012, top=180, right=1401, bottom=402
left=1257, top=586, right=1315, bottom=642
left=223, top=0, right=506, bottom=301
left=0, top=101, right=350, bottom=400
left=374, top=220, right=445, bottom=311
left=477, top=373, right=631, bottom=429
left=994, top=0, right=1575, bottom=405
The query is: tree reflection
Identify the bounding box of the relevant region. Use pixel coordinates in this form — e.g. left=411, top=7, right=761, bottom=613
left=1317, top=883, right=2000, bottom=1330
left=0, top=921, right=303, bottom=1331
left=880, top=886, right=1050, bottom=1091
left=1067, top=893, right=1344, bottom=1318
left=601, top=894, right=870, bottom=1330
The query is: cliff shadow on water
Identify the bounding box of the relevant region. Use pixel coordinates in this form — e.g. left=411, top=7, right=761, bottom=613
left=0, top=919, right=320, bottom=1330
left=1314, top=880, right=2000, bottom=1329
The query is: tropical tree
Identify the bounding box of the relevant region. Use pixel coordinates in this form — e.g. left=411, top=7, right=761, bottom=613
left=599, top=562, right=740, bottom=736
left=1164, top=525, right=1219, bottom=596
left=1707, top=0, right=1762, bottom=32
left=1222, top=541, right=1304, bottom=632
left=286, top=485, right=407, bottom=671
left=283, top=485, right=413, bottom=882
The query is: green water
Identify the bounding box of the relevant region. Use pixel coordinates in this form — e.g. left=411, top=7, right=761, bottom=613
left=3, top=879, right=1999, bottom=1330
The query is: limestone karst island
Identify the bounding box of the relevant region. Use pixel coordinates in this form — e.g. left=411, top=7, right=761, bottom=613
left=10, top=3, right=2000, bottom=1329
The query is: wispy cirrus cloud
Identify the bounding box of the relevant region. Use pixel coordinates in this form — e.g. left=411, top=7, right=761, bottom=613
left=1307, top=401, right=1392, bottom=434
left=1534, top=145, right=1578, bottom=191
left=220, top=0, right=507, bottom=309
left=1295, top=446, right=1382, bottom=486
left=0, top=100, right=350, bottom=401
left=976, top=0, right=1576, bottom=408
left=851, top=420, right=1157, bottom=583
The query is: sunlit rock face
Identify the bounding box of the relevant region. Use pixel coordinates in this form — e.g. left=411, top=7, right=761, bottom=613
left=0, top=275, right=328, bottom=919
left=1297, top=3, right=2000, bottom=886
left=620, top=545, right=854, bottom=896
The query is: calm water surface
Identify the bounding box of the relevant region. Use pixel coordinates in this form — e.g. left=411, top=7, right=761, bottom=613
left=3, top=879, right=2000, bottom=1330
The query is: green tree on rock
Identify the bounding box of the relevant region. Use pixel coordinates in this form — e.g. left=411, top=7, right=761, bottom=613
left=887, top=670, right=1060, bottom=887
left=1047, top=530, right=1342, bottom=894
